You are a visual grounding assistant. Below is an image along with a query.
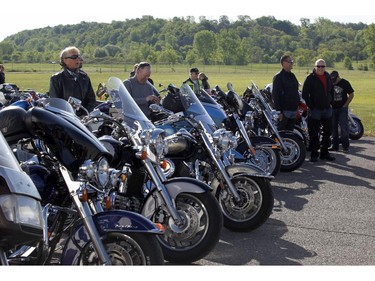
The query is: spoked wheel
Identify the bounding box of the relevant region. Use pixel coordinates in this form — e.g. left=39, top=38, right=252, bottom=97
left=217, top=175, right=274, bottom=232
left=236, top=141, right=280, bottom=176
left=156, top=192, right=223, bottom=264
left=250, top=147, right=281, bottom=176
left=79, top=232, right=164, bottom=265
left=279, top=133, right=306, bottom=172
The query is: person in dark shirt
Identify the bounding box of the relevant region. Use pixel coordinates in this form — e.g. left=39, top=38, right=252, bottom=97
left=302, top=59, right=335, bottom=162
left=0, top=64, right=5, bottom=84
left=49, top=46, right=96, bottom=116
left=330, top=70, right=354, bottom=152
left=272, top=55, right=300, bottom=131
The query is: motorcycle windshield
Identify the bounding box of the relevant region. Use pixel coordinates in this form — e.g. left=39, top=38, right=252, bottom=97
left=0, top=131, right=22, bottom=172
left=179, top=83, right=217, bottom=133
left=0, top=131, right=41, bottom=199
left=105, top=77, right=155, bottom=131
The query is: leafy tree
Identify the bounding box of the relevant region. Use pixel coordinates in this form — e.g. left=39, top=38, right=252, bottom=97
left=193, top=30, right=217, bottom=65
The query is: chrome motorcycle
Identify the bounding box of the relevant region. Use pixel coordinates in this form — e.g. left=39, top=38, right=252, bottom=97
left=83, top=77, right=223, bottom=264
left=0, top=101, right=165, bottom=265
left=152, top=83, right=274, bottom=232
left=243, top=82, right=306, bottom=172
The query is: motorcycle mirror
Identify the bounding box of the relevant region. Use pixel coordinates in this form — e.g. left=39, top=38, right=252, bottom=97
left=227, top=82, right=234, bottom=92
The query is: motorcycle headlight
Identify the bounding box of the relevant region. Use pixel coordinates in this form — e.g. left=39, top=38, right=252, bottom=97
left=212, top=128, right=238, bottom=151
left=79, top=156, right=110, bottom=189
left=140, top=128, right=168, bottom=158
left=0, top=194, right=43, bottom=228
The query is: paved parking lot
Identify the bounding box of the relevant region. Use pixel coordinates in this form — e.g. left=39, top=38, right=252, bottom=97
left=194, top=136, right=375, bottom=268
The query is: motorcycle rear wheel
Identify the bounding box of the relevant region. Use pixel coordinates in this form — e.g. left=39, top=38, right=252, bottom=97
left=349, top=117, right=364, bottom=140
left=217, top=175, right=274, bottom=231
left=79, top=232, right=164, bottom=265
left=156, top=192, right=223, bottom=264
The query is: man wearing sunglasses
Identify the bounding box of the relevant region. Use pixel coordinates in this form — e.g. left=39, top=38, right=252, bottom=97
left=49, top=46, right=96, bottom=116
left=302, top=59, right=335, bottom=162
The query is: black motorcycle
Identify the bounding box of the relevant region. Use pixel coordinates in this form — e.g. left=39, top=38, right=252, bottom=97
left=82, top=77, right=223, bottom=264
left=0, top=101, right=165, bottom=265
left=152, top=83, right=274, bottom=232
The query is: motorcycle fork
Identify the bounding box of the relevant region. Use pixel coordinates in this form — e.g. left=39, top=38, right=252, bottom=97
left=234, top=114, right=256, bottom=157
left=142, top=159, right=184, bottom=227
left=59, top=166, right=111, bottom=265
left=200, top=131, right=241, bottom=202
left=263, top=111, right=288, bottom=152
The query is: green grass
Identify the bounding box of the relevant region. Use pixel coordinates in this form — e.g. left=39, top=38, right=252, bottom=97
left=5, top=63, right=375, bottom=136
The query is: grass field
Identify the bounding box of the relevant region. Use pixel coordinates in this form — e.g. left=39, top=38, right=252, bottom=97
left=5, top=63, right=375, bottom=136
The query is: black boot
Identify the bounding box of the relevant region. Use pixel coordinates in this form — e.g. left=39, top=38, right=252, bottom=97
left=320, top=149, right=335, bottom=161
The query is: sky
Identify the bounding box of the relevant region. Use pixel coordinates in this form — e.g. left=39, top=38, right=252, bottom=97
left=1, top=0, right=375, bottom=41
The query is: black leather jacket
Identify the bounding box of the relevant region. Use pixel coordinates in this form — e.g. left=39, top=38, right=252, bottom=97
left=302, top=70, right=333, bottom=110
left=49, top=68, right=96, bottom=113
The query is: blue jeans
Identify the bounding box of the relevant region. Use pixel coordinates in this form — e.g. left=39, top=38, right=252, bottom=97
left=332, top=107, right=349, bottom=149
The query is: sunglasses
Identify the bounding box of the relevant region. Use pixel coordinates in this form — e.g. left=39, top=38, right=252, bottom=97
left=64, top=54, right=81, bottom=60
left=316, top=65, right=326, bottom=68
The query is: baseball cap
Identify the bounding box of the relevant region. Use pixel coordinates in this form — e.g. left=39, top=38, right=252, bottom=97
left=190, top=67, right=199, bottom=73
left=330, top=71, right=339, bottom=81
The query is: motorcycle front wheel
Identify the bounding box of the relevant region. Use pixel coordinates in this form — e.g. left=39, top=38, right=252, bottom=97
left=155, top=192, right=223, bottom=264
left=278, top=133, right=306, bottom=172
left=79, top=232, right=164, bottom=265
left=349, top=117, right=364, bottom=140
left=236, top=142, right=281, bottom=176
left=216, top=175, right=274, bottom=231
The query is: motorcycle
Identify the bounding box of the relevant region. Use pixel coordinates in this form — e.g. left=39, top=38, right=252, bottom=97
left=348, top=109, right=364, bottom=140
left=0, top=100, right=165, bottom=265
left=0, top=131, right=44, bottom=265
left=159, top=83, right=281, bottom=176
left=210, top=83, right=281, bottom=176
left=243, top=82, right=306, bottom=172
left=152, top=83, right=274, bottom=232
left=83, top=77, right=223, bottom=264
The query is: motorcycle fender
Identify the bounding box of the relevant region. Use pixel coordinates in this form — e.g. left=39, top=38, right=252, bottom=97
left=141, top=177, right=212, bottom=219
left=60, top=210, right=162, bottom=265
left=279, top=130, right=304, bottom=141
left=210, top=163, right=273, bottom=193
left=226, top=163, right=273, bottom=179
left=250, top=135, right=280, bottom=149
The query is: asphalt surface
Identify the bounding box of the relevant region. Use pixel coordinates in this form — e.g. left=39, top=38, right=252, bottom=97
left=193, top=136, right=375, bottom=266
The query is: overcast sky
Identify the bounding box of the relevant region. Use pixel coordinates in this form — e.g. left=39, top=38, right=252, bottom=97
left=1, top=0, right=374, bottom=41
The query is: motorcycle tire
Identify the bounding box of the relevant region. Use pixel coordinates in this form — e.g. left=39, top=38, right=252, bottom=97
left=236, top=142, right=281, bottom=176
left=278, top=133, right=306, bottom=172
left=216, top=175, right=274, bottom=232
left=349, top=117, right=364, bottom=140
left=79, top=232, right=164, bottom=265
left=156, top=191, right=223, bottom=264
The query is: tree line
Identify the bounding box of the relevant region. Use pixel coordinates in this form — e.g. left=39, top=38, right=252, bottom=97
left=1, top=15, right=375, bottom=70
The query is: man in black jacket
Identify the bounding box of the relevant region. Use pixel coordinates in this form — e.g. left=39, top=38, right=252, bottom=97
left=49, top=46, right=96, bottom=116
left=302, top=59, right=335, bottom=162
left=272, top=55, right=300, bottom=131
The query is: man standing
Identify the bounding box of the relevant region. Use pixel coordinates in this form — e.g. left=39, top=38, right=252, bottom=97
left=302, top=59, right=335, bottom=162
left=49, top=46, right=96, bottom=116
left=123, top=62, right=160, bottom=119
left=272, top=55, right=300, bottom=131
left=330, top=71, right=354, bottom=152
left=184, top=67, right=201, bottom=95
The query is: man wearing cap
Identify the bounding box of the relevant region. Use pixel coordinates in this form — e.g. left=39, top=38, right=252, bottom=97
left=330, top=71, right=354, bottom=152
left=184, top=67, right=201, bottom=95
left=272, top=55, right=300, bottom=131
